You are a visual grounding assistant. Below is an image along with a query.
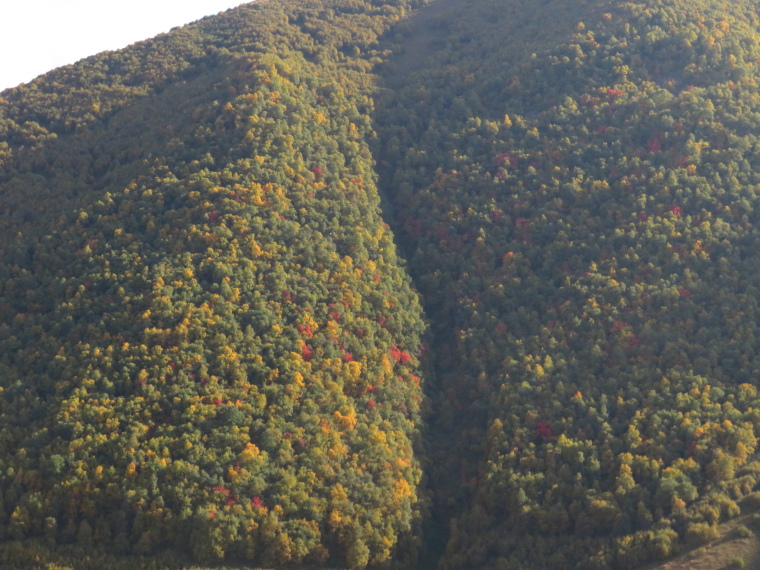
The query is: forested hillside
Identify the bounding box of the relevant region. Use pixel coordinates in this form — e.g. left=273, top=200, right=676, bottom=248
left=376, top=0, right=760, bottom=568
left=0, top=1, right=427, bottom=568
left=5, top=0, right=760, bottom=568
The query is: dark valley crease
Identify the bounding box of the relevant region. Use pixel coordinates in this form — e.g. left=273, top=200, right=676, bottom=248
left=3, top=0, right=760, bottom=569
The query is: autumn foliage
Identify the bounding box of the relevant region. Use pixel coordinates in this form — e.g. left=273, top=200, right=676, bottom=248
left=4, top=0, right=760, bottom=568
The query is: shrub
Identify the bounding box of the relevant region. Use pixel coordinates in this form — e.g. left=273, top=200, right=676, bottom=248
left=685, top=522, right=720, bottom=546
left=736, top=524, right=754, bottom=538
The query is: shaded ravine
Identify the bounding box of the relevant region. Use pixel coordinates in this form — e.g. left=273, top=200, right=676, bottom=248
left=372, top=1, right=492, bottom=566
left=372, top=1, right=602, bottom=564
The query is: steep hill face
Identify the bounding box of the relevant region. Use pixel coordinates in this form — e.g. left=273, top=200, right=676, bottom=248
left=5, top=0, right=760, bottom=568
left=0, top=1, right=427, bottom=568
left=376, top=0, right=760, bottom=568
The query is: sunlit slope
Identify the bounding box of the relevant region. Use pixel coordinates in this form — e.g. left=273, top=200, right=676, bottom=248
left=0, top=0, right=415, bottom=242
left=0, top=1, right=427, bottom=568
left=376, top=0, right=760, bottom=568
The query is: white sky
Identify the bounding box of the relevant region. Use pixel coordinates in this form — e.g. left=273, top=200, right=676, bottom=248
left=0, top=0, right=251, bottom=92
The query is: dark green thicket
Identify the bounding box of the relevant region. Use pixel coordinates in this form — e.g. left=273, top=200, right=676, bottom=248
left=375, top=0, right=760, bottom=568
left=0, top=1, right=427, bottom=568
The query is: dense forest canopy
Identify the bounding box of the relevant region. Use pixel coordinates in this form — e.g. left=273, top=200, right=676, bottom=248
left=0, top=1, right=427, bottom=568
left=4, top=0, right=760, bottom=568
left=376, top=0, right=760, bottom=567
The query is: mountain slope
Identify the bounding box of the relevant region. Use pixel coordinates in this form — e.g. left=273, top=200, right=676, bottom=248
left=6, top=0, right=760, bottom=568
left=0, top=1, right=427, bottom=568
left=375, top=0, right=760, bottom=567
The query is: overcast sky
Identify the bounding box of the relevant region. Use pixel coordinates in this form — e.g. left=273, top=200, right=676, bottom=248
left=0, top=0, right=251, bottom=92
